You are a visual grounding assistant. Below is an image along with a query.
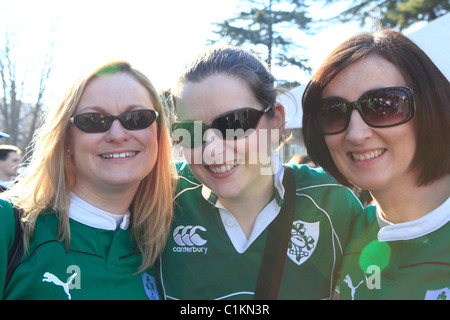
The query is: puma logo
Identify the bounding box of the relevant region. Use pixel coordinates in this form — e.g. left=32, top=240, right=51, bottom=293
left=343, top=274, right=365, bottom=300
left=42, top=272, right=78, bottom=300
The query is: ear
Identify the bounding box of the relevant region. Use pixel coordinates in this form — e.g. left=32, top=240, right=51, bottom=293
left=270, top=102, right=285, bottom=144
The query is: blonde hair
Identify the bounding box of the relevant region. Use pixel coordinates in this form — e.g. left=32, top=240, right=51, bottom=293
left=6, top=61, right=176, bottom=272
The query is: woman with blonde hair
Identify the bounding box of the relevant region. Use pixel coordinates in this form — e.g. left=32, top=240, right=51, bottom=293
left=0, top=61, right=175, bottom=299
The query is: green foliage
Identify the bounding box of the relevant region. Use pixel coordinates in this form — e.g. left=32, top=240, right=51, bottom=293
left=325, top=0, right=450, bottom=30
left=209, top=0, right=312, bottom=76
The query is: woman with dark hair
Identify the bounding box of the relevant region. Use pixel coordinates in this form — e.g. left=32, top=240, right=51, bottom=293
left=160, top=46, right=363, bottom=300
left=302, top=29, right=450, bottom=299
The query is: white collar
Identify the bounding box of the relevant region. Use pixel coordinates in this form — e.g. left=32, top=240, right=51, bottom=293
left=207, top=150, right=285, bottom=253
left=69, top=193, right=130, bottom=231
left=377, top=196, right=450, bottom=241
left=0, top=180, right=14, bottom=189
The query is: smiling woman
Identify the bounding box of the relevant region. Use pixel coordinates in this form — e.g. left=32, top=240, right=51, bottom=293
left=68, top=71, right=160, bottom=197
left=302, top=29, right=450, bottom=300
left=160, top=46, right=363, bottom=300
left=0, top=61, right=176, bottom=300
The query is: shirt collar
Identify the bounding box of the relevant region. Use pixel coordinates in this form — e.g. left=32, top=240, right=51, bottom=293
left=377, top=195, right=450, bottom=241
left=201, top=150, right=286, bottom=253
left=69, top=193, right=130, bottom=231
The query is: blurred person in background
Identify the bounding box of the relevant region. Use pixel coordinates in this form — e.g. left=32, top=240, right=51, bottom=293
left=0, top=145, right=22, bottom=192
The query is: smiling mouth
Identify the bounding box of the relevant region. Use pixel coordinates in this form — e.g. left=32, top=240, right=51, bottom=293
left=208, top=161, right=238, bottom=174
left=100, top=151, right=137, bottom=159
left=350, top=149, right=386, bottom=162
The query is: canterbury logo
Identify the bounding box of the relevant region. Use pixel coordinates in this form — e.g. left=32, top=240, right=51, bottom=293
left=173, top=225, right=207, bottom=246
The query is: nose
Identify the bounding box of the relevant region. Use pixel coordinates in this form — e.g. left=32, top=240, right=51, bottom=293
left=345, top=110, right=373, bottom=144
left=105, top=119, right=131, bottom=143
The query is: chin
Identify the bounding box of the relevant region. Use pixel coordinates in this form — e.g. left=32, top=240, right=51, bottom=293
left=349, top=178, right=385, bottom=192
left=104, top=175, right=142, bottom=188
left=207, top=182, right=243, bottom=200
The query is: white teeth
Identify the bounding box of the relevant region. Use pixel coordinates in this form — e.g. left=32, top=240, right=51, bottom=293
left=101, top=151, right=136, bottom=159
left=209, top=162, right=238, bottom=174
left=351, top=149, right=385, bottom=162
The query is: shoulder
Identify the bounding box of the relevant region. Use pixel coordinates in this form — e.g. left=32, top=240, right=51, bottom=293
left=0, top=198, right=18, bottom=294
left=347, top=204, right=378, bottom=237
left=288, top=164, right=359, bottom=199
left=0, top=198, right=16, bottom=244
left=0, top=198, right=15, bottom=217
left=175, top=161, right=203, bottom=196
left=288, top=164, right=339, bottom=186
left=287, top=164, right=363, bottom=223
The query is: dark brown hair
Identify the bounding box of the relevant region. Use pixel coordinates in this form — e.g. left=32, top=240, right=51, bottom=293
left=175, top=46, right=278, bottom=116
left=302, top=29, right=450, bottom=187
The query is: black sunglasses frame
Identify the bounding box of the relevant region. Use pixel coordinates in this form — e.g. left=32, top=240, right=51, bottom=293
left=172, top=105, right=272, bottom=148
left=70, top=109, right=159, bottom=133
left=314, top=86, right=415, bottom=135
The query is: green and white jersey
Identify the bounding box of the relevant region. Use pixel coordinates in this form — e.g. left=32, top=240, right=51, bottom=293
left=0, top=195, right=160, bottom=300
left=339, top=196, right=450, bottom=300
left=160, top=161, right=363, bottom=300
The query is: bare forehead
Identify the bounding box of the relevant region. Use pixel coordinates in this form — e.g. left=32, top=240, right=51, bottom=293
left=77, top=72, right=154, bottom=113
left=175, top=74, right=258, bottom=121
left=322, top=55, right=407, bottom=101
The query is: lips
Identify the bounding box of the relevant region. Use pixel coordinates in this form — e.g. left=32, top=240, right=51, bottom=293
left=350, top=148, right=386, bottom=162
left=207, top=161, right=238, bottom=174
left=99, top=151, right=137, bottom=159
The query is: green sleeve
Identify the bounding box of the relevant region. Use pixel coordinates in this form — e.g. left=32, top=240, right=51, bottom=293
left=0, top=199, right=17, bottom=299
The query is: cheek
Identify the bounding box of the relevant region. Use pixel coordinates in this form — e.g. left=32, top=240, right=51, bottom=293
left=182, top=147, right=198, bottom=164
left=389, top=134, right=417, bottom=169
left=324, top=135, right=343, bottom=161
left=141, top=129, right=159, bottom=163
left=244, top=131, right=271, bottom=164
left=182, top=145, right=214, bottom=165
left=70, top=133, right=98, bottom=162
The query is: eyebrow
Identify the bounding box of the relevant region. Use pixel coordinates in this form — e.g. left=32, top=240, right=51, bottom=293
left=76, top=104, right=154, bottom=114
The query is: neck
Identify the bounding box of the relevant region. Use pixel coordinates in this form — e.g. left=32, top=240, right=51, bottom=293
left=372, top=174, right=450, bottom=224
left=219, top=174, right=274, bottom=238
left=71, top=184, right=138, bottom=215
left=0, top=172, right=11, bottom=181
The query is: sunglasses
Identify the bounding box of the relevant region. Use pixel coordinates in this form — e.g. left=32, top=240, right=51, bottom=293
left=172, top=105, right=272, bottom=148
left=314, top=86, right=415, bottom=135
left=70, top=109, right=159, bottom=133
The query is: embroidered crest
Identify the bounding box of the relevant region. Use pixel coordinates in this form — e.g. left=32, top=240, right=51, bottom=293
left=425, top=287, right=450, bottom=300
left=142, top=272, right=159, bottom=300
left=287, top=220, right=319, bottom=266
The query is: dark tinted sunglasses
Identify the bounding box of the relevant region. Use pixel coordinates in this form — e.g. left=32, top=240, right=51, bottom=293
left=172, top=105, right=272, bottom=148
left=314, top=86, right=415, bottom=135
left=70, top=109, right=159, bottom=133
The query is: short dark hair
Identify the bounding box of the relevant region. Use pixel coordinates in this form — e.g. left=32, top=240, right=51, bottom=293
left=175, top=46, right=278, bottom=116
left=0, top=145, right=21, bottom=161
left=302, top=29, right=450, bottom=187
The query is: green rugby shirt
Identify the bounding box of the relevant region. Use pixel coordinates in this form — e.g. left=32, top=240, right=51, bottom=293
left=160, top=162, right=363, bottom=300
left=339, top=198, right=450, bottom=300
left=0, top=198, right=160, bottom=300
